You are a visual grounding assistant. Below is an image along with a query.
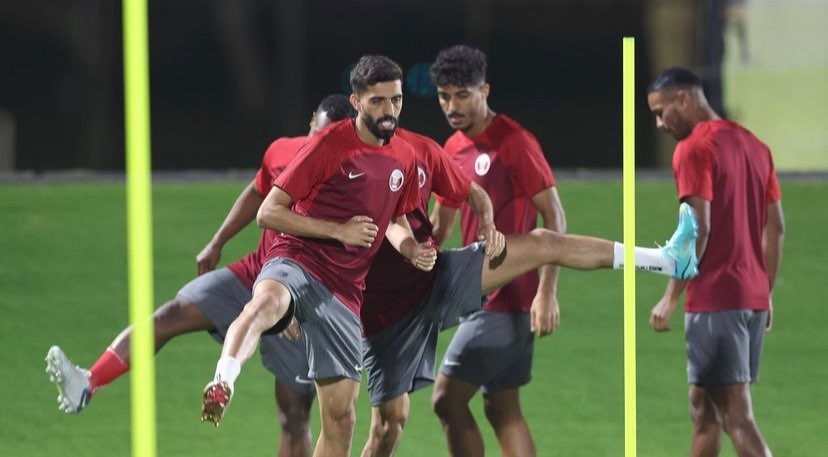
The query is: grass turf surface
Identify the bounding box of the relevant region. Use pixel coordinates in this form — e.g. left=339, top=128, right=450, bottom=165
left=1, top=179, right=825, bottom=455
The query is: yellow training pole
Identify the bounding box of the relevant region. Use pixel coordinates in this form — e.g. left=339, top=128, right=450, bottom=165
left=622, top=36, right=637, bottom=457
left=123, top=0, right=156, bottom=455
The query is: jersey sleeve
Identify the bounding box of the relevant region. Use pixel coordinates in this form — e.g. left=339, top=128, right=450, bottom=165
left=500, top=131, right=555, bottom=197
left=429, top=143, right=471, bottom=204
left=393, top=158, right=422, bottom=218
left=672, top=139, right=715, bottom=201
left=765, top=150, right=782, bottom=203
left=254, top=141, right=280, bottom=196
left=274, top=139, right=328, bottom=202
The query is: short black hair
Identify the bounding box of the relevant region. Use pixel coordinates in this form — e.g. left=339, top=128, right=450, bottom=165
left=349, top=55, right=403, bottom=95
left=316, top=94, right=356, bottom=122
left=430, top=44, right=487, bottom=87
left=648, top=67, right=703, bottom=93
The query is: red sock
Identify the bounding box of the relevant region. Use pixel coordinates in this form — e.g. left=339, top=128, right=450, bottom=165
left=89, top=347, right=130, bottom=393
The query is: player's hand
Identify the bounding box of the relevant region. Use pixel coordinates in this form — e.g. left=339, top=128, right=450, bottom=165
left=408, top=242, right=437, bottom=272
left=530, top=294, right=560, bottom=338
left=280, top=318, right=301, bottom=341
left=477, top=223, right=506, bottom=261
left=196, top=242, right=222, bottom=275
left=336, top=216, right=379, bottom=248
left=649, top=296, right=678, bottom=332
left=765, top=298, right=773, bottom=333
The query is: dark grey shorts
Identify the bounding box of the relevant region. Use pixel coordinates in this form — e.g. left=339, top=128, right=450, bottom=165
left=259, top=335, right=316, bottom=398
left=257, top=258, right=363, bottom=382
left=685, top=309, right=768, bottom=385
left=178, top=267, right=313, bottom=396
left=363, top=243, right=486, bottom=406
left=439, top=310, right=534, bottom=394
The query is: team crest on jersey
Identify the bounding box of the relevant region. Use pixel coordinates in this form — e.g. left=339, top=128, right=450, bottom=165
left=389, top=169, right=405, bottom=192
left=474, top=153, right=491, bottom=176
left=417, top=166, right=427, bottom=188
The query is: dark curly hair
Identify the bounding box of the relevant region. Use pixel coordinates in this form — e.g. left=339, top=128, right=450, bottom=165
left=349, top=55, right=403, bottom=95
left=430, top=44, right=487, bottom=87
left=316, top=94, right=356, bottom=121
left=648, top=67, right=703, bottom=93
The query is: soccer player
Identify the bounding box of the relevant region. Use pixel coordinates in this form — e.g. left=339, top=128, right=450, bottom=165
left=45, top=94, right=356, bottom=457
left=647, top=67, right=783, bottom=457
left=358, top=126, right=702, bottom=455
left=200, top=55, right=437, bottom=457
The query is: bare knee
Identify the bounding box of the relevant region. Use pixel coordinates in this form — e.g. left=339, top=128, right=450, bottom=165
left=689, top=387, right=720, bottom=431
left=153, top=298, right=210, bottom=340
left=483, top=392, right=523, bottom=428
left=277, top=397, right=312, bottom=436
left=432, top=386, right=455, bottom=419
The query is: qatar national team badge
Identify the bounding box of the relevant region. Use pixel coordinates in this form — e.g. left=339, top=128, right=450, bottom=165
left=474, top=153, right=491, bottom=176
left=389, top=169, right=405, bottom=192
left=417, top=166, right=427, bottom=188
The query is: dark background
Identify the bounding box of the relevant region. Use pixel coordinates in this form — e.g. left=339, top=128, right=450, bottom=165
left=1, top=0, right=673, bottom=172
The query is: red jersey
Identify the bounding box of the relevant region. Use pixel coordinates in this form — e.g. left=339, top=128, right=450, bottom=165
left=439, top=115, right=555, bottom=313
left=673, top=119, right=781, bottom=313
left=267, top=119, right=421, bottom=315
left=227, top=136, right=308, bottom=289
left=361, top=128, right=472, bottom=336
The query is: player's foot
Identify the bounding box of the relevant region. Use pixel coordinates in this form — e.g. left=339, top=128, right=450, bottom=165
left=201, top=380, right=233, bottom=427
left=45, top=346, right=92, bottom=413
left=662, top=202, right=699, bottom=280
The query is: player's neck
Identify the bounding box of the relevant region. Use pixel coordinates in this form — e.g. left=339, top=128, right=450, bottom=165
left=464, top=109, right=496, bottom=138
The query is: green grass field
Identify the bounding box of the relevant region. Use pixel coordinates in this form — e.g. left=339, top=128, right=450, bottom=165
left=1, top=178, right=826, bottom=456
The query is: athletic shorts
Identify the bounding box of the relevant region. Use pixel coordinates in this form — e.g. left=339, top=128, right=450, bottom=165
left=178, top=267, right=313, bottom=396
left=256, top=257, right=362, bottom=382
left=685, top=309, right=768, bottom=385
left=363, top=243, right=486, bottom=405
left=439, top=310, right=534, bottom=394
left=259, top=334, right=316, bottom=398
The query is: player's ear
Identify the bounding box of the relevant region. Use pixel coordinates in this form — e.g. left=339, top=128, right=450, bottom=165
left=349, top=93, right=361, bottom=113
left=480, top=83, right=491, bottom=98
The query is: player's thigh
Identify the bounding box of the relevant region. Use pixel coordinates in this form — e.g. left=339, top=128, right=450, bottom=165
left=315, top=377, right=360, bottom=418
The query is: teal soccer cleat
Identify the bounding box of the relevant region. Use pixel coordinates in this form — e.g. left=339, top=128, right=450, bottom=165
left=662, top=203, right=700, bottom=280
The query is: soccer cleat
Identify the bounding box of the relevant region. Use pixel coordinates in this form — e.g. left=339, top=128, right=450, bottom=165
left=661, top=203, right=700, bottom=280
left=201, top=380, right=233, bottom=427
left=45, top=346, right=92, bottom=413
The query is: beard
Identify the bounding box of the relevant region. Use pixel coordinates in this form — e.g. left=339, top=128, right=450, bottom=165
left=362, top=114, right=398, bottom=141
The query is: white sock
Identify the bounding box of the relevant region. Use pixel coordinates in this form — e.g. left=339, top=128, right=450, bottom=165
left=214, top=356, right=241, bottom=385
left=613, top=242, right=673, bottom=277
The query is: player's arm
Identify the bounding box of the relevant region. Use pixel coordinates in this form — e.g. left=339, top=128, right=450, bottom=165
left=385, top=215, right=437, bottom=271
left=430, top=201, right=458, bottom=247
left=197, top=180, right=264, bottom=274
left=530, top=186, right=567, bottom=336
left=257, top=186, right=378, bottom=247
left=466, top=182, right=505, bottom=258
left=763, top=200, right=785, bottom=331
left=650, top=196, right=710, bottom=332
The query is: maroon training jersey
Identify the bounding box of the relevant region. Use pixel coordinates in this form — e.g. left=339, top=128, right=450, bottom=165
left=673, top=119, right=781, bottom=313
left=227, top=136, right=309, bottom=289
left=438, top=115, right=555, bottom=313
left=267, top=119, right=421, bottom=315
left=361, top=128, right=472, bottom=336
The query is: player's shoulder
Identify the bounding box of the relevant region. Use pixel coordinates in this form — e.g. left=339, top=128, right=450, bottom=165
left=490, top=115, right=542, bottom=152
left=263, top=135, right=308, bottom=163
left=396, top=128, right=444, bottom=158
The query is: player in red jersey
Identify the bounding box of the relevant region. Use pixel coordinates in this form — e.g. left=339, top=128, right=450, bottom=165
left=425, top=44, right=702, bottom=457
left=359, top=121, right=702, bottom=457
left=45, top=95, right=356, bottom=456
left=201, top=56, right=438, bottom=457
left=647, top=67, right=783, bottom=457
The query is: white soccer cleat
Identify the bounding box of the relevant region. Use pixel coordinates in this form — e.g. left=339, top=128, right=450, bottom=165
left=45, top=346, right=91, bottom=413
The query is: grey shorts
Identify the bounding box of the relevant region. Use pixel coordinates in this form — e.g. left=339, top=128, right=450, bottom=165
left=259, top=335, right=316, bottom=398
left=685, top=309, right=768, bottom=385
left=363, top=243, right=486, bottom=406
left=439, top=310, right=534, bottom=394
left=178, top=267, right=313, bottom=395
left=256, top=258, right=363, bottom=382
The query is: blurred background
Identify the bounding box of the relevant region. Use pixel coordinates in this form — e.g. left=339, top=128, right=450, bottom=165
left=1, top=0, right=825, bottom=173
